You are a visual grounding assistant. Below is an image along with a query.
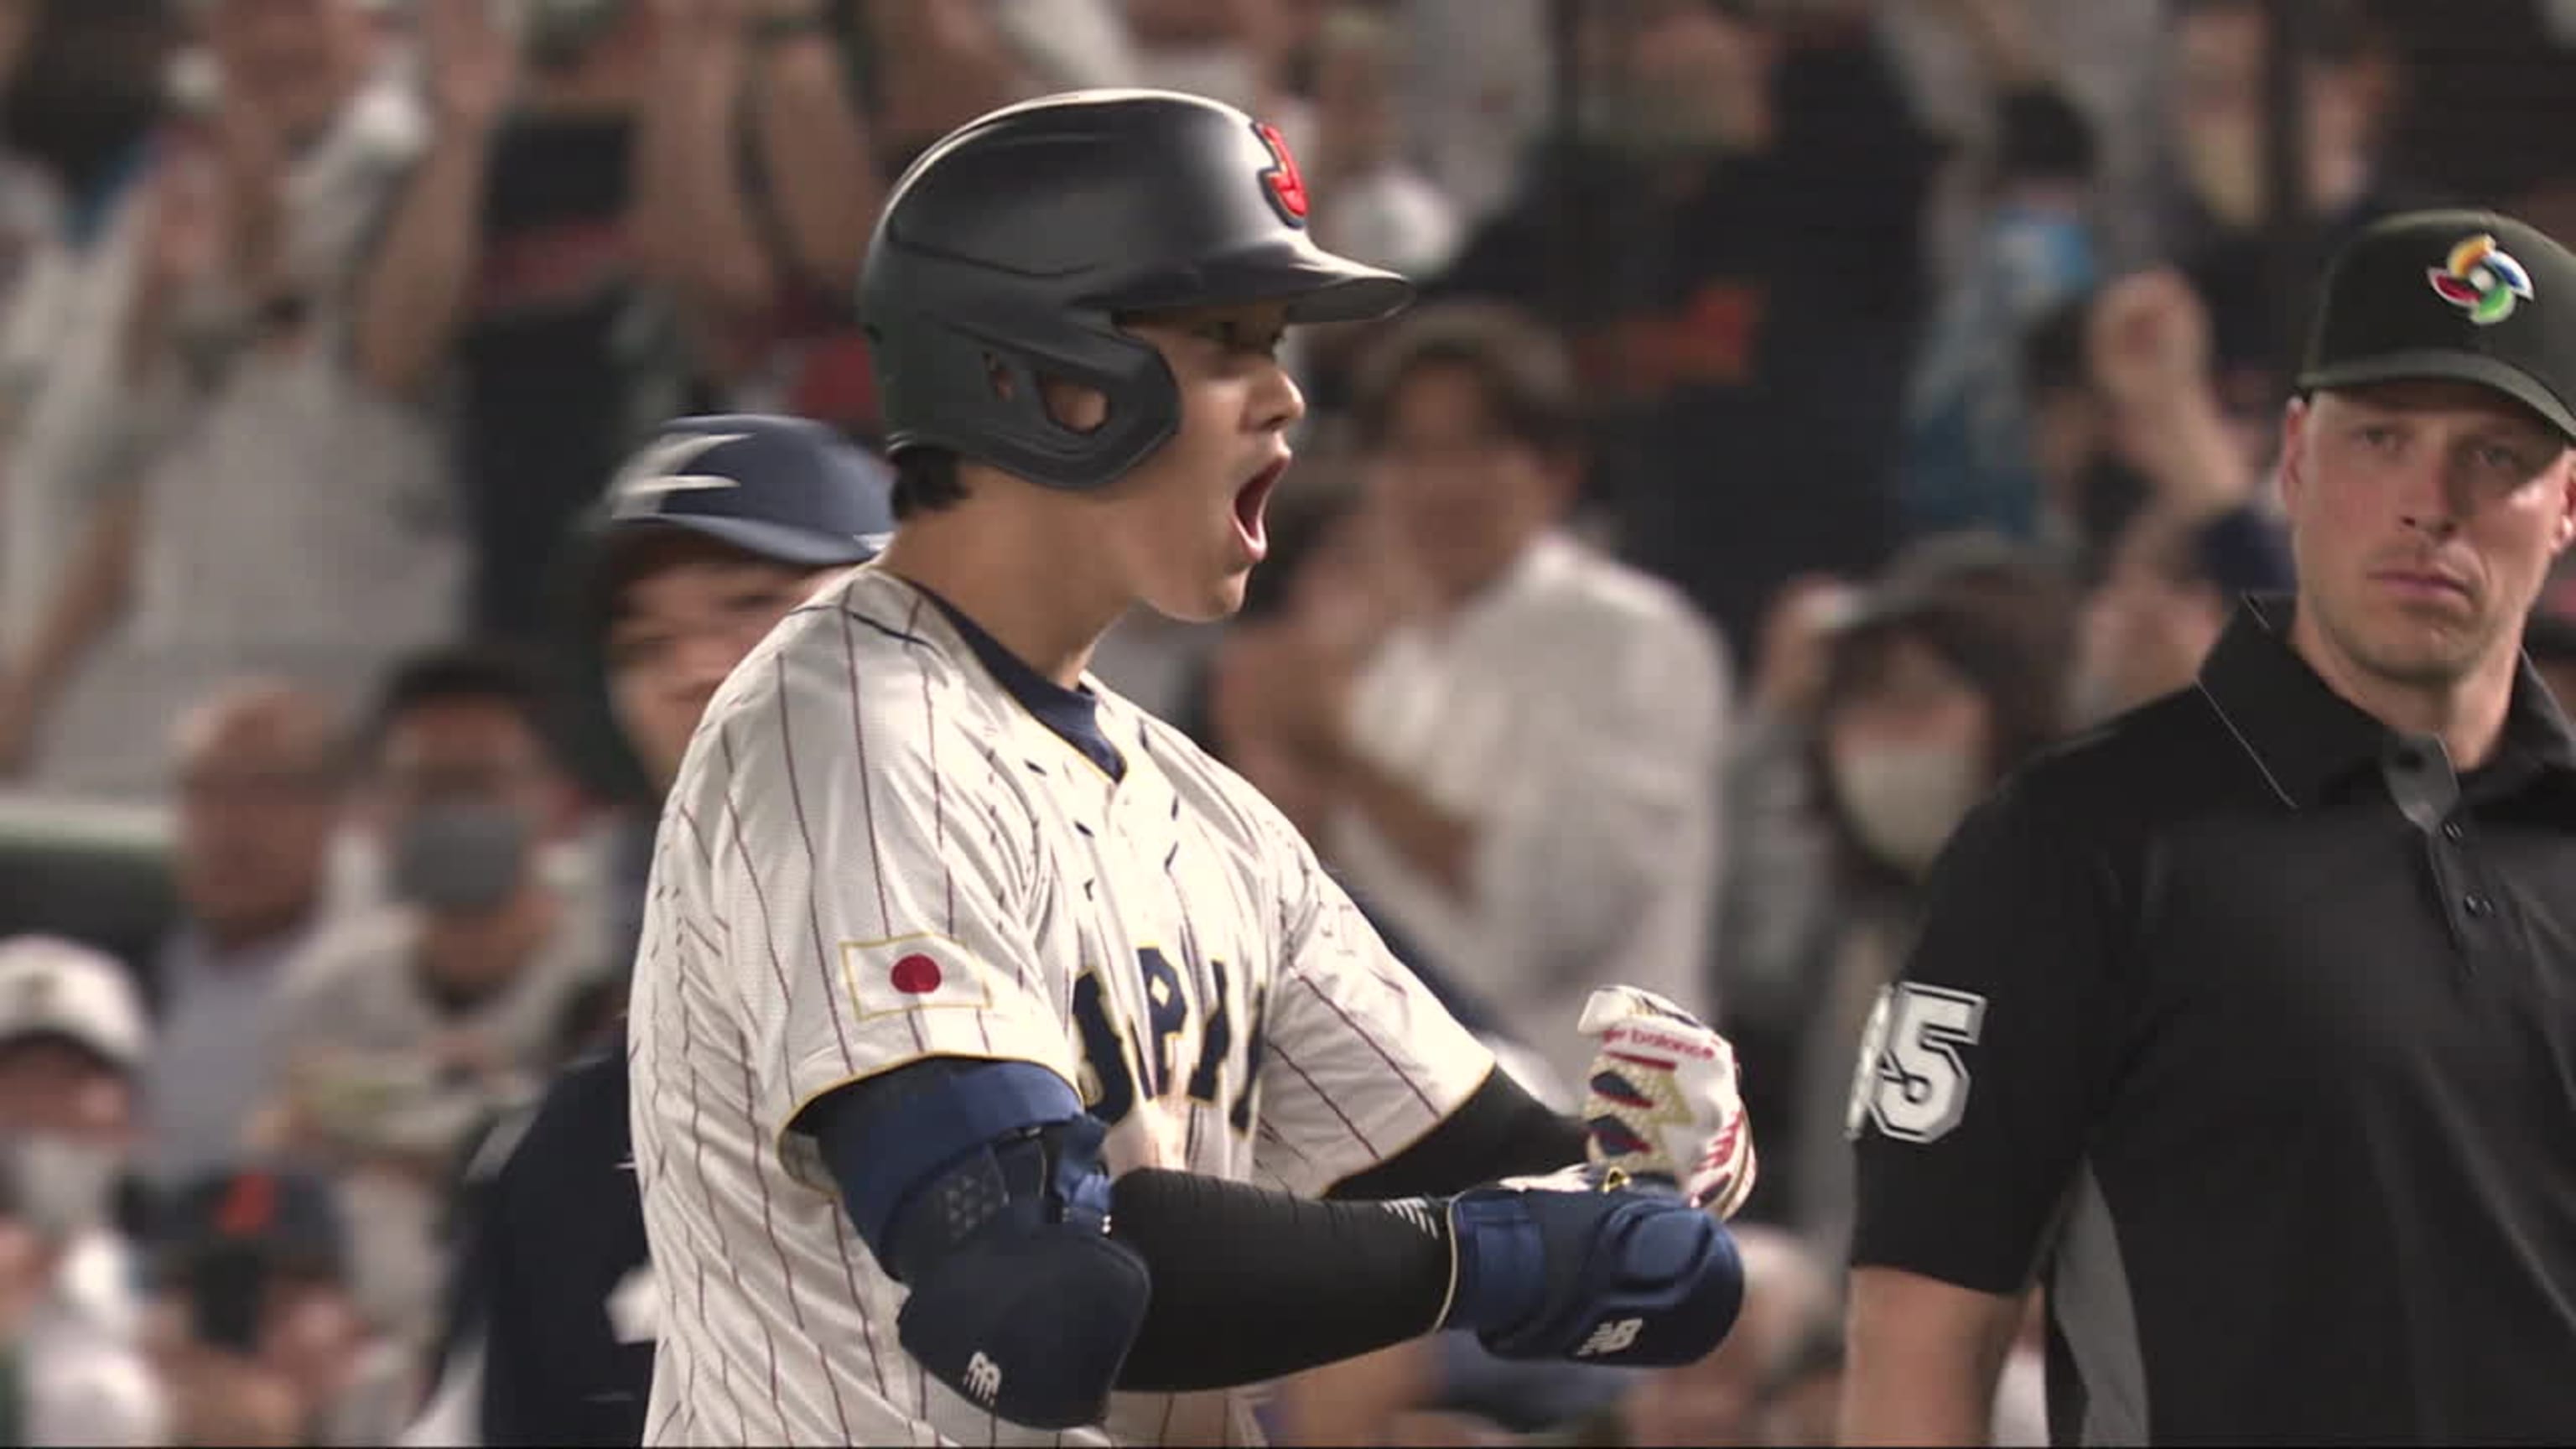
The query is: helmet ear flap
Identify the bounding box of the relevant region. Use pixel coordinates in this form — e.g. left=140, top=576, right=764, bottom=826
left=884, top=304, right=1183, bottom=491
left=977, top=351, right=1105, bottom=437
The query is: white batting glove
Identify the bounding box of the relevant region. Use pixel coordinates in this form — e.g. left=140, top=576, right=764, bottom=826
left=1575, top=985, right=1758, bottom=1220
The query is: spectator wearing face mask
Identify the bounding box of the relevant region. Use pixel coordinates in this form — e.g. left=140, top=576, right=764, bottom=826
left=257, top=647, right=603, bottom=1353
left=0, top=933, right=165, bottom=1446
left=1723, top=534, right=2074, bottom=1245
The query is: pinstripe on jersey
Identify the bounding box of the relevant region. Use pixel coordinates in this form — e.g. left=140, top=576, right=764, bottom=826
left=628, top=566, right=1495, bottom=1446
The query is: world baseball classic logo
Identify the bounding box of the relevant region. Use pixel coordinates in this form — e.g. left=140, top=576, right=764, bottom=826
left=2428, top=234, right=2536, bottom=325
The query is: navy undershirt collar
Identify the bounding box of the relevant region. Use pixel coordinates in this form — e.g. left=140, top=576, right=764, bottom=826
left=915, top=588, right=1127, bottom=782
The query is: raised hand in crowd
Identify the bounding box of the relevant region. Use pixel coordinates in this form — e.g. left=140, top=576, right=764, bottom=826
left=2086, top=267, right=2257, bottom=522
left=1749, top=573, right=1858, bottom=723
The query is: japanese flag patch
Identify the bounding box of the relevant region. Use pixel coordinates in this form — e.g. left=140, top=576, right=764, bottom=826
left=841, top=932, right=995, bottom=1021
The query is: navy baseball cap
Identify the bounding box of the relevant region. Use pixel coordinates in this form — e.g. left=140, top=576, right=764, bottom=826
left=600, top=414, right=896, bottom=567
left=2298, top=210, right=2576, bottom=439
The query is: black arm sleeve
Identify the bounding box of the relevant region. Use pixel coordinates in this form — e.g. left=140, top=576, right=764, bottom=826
left=1108, top=1170, right=1452, bottom=1392
left=1324, top=1066, right=1590, bottom=1201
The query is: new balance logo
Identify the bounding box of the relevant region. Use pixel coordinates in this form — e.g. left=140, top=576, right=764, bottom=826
left=963, top=1352, right=1002, bottom=1404
left=1575, top=1317, right=1643, bottom=1358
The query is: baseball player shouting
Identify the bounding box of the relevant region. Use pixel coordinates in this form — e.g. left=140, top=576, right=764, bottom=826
left=626, top=89, right=1757, bottom=1447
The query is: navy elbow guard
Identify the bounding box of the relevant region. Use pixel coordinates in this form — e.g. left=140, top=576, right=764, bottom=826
left=1441, top=1167, right=1744, bottom=1366
left=816, top=1062, right=1150, bottom=1429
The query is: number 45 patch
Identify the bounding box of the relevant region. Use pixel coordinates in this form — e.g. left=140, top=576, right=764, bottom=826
left=1845, top=984, right=1989, bottom=1144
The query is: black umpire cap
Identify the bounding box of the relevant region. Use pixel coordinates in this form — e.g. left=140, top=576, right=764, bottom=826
left=2300, top=209, right=2576, bottom=439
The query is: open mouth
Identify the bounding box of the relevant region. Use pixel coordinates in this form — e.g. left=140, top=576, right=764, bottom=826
left=1233, top=458, right=1289, bottom=558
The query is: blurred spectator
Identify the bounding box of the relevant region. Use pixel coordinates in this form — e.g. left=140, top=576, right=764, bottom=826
left=2016, top=294, right=2148, bottom=571
left=0, top=0, right=183, bottom=699
left=261, top=646, right=602, bottom=1348
left=2526, top=603, right=2576, bottom=711
left=1611, top=1223, right=1836, bottom=1446
left=1120, top=0, right=1299, bottom=117
left=0, top=0, right=62, bottom=293
left=1901, top=0, right=2103, bottom=539
left=2090, top=265, right=2272, bottom=531
left=1714, top=532, right=2074, bottom=1239
left=1221, top=302, right=1731, bottom=1098
left=1304, top=3, right=1461, bottom=281
left=2069, top=501, right=2296, bottom=727
left=143, top=682, right=356, bottom=1190
left=1432, top=0, right=1958, bottom=659
left=148, top=1165, right=417, bottom=1446
left=560, top=415, right=895, bottom=1030
left=978, top=0, right=1139, bottom=94
left=402, top=417, right=890, bottom=1448
left=1190, top=444, right=1544, bottom=1065
left=1270, top=2, right=1466, bottom=413
left=1392, top=0, right=1550, bottom=231
left=0, top=0, right=460, bottom=798
left=1753, top=1325, right=1847, bottom=1445
left=857, top=0, right=1050, bottom=163
left=2164, top=0, right=2419, bottom=413
left=2371, top=0, right=2576, bottom=217
left=351, top=0, right=880, bottom=644
left=0, top=933, right=165, bottom=1446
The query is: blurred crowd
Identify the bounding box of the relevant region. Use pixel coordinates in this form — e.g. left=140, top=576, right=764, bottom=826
left=0, top=0, right=2574, bottom=1443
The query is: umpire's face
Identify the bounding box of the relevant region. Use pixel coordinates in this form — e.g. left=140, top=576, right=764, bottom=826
left=2283, top=380, right=2576, bottom=690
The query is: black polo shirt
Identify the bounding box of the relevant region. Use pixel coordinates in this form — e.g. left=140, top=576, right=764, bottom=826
left=1849, top=596, right=2576, bottom=1445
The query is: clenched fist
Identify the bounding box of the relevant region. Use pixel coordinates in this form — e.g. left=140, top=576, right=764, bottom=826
left=1575, top=986, right=1758, bottom=1220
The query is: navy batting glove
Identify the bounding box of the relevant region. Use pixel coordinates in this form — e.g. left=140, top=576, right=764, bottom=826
left=1440, top=1166, right=1744, bottom=1366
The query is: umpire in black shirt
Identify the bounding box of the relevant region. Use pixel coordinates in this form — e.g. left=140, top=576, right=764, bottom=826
left=1844, top=210, right=2576, bottom=1445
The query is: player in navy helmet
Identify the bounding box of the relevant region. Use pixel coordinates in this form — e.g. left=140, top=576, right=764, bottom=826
left=410, top=415, right=894, bottom=1447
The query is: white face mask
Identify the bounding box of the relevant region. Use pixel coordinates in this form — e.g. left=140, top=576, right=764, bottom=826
left=1830, top=743, right=1987, bottom=877
left=3, top=1135, right=122, bottom=1240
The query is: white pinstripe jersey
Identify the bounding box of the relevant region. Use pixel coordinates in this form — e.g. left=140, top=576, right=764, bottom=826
left=629, top=567, right=1496, bottom=1446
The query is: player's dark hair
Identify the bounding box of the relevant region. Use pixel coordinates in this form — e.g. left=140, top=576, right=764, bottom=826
left=1350, top=301, right=1584, bottom=459
left=362, top=643, right=554, bottom=763
left=891, top=447, right=970, bottom=519
left=598, top=528, right=795, bottom=622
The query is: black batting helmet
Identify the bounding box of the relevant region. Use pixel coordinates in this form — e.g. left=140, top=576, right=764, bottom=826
left=860, top=89, right=1415, bottom=492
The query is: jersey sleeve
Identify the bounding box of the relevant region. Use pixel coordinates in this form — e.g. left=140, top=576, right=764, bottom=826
left=1254, top=813, right=1498, bottom=1197
left=685, top=636, right=1080, bottom=1159
left=1846, top=776, right=2127, bottom=1294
